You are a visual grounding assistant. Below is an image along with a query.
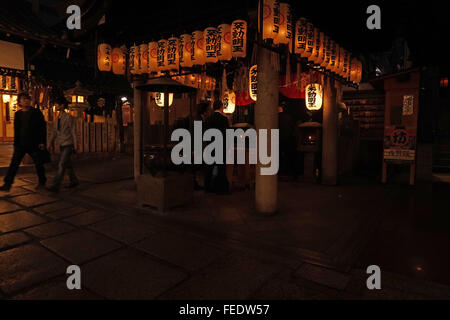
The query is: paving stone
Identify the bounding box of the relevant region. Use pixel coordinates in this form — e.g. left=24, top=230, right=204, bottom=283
left=41, top=229, right=122, bottom=264
left=33, top=201, right=74, bottom=214
left=88, top=215, right=155, bottom=244
left=63, top=210, right=114, bottom=227
left=25, top=222, right=75, bottom=239
left=82, top=247, right=187, bottom=300
left=46, top=206, right=89, bottom=220
left=0, top=211, right=47, bottom=233
left=251, top=276, right=339, bottom=300
left=0, top=233, right=31, bottom=251
left=295, top=264, right=351, bottom=291
left=0, top=187, right=31, bottom=198
left=0, top=200, right=22, bottom=214
left=160, top=254, right=280, bottom=300
left=10, top=194, right=57, bottom=208
left=133, top=233, right=225, bottom=271
left=0, top=244, right=67, bottom=294
left=13, top=277, right=103, bottom=300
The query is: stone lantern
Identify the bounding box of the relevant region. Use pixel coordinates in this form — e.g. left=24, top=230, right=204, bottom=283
left=64, top=81, right=93, bottom=118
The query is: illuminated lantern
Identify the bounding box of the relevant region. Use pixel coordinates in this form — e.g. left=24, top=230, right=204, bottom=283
left=129, top=45, right=137, bottom=74
left=217, top=24, right=232, bottom=61
left=139, top=44, right=148, bottom=74
left=336, top=46, right=345, bottom=76
left=97, top=43, right=112, bottom=72
left=341, top=49, right=350, bottom=79
left=324, top=36, right=332, bottom=70
left=167, top=37, right=179, bottom=71
left=310, top=28, right=321, bottom=64
left=305, top=83, right=323, bottom=111
left=346, top=53, right=352, bottom=81
left=191, top=31, right=206, bottom=66
left=155, top=92, right=174, bottom=107
left=261, top=0, right=280, bottom=42
left=305, top=22, right=314, bottom=60
left=157, top=39, right=168, bottom=72
left=179, top=34, right=193, bottom=68
left=112, top=48, right=126, bottom=75
left=223, top=90, right=236, bottom=114
left=148, top=42, right=159, bottom=73
left=249, top=65, right=258, bottom=102
left=204, top=27, right=218, bottom=63
left=294, top=18, right=307, bottom=57
left=278, top=3, right=292, bottom=46
left=231, top=20, right=247, bottom=58
left=319, top=33, right=327, bottom=67
left=329, top=41, right=337, bottom=72
left=350, top=58, right=363, bottom=83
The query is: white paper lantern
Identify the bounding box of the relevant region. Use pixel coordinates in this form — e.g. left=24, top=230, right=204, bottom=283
left=249, top=65, right=257, bottom=102
left=157, top=39, right=168, bottom=71
left=112, top=47, right=126, bottom=75
left=155, top=92, right=174, bottom=107
left=148, top=42, right=159, bottom=73
left=97, top=43, right=112, bottom=72
left=231, top=20, right=247, bottom=58
left=204, top=27, right=218, bottom=63
left=217, top=24, right=232, bottom=61
left=191, top=31, right=206, bottom=66
left=179, top=34, right=193, bottom=68
left=167, top=37, right=179, bottom=71
left=305, top=83, right=323, bottom=111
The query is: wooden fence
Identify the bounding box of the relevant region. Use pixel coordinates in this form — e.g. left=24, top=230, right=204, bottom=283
left=47, top=117, right=120, bottom=154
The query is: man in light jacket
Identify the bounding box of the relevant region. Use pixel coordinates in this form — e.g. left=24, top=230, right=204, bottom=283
left=47, top=97, right=79, bottom=193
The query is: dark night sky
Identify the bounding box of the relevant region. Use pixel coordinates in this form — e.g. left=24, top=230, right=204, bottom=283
left=99, top=0, right=449, bottom=68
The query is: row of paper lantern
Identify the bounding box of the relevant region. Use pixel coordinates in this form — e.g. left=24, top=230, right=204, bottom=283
left=97, top=20, right=248, bottom=75
left=261, top=0, right=362, bottom=83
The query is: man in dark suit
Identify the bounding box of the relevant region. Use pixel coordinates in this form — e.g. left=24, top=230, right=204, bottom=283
left=204, top=100, right=229, bottom=194
left=0, top=93, right=47, bottom=191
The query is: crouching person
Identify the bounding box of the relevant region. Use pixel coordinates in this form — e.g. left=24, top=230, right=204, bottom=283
left=47, top=97, right=79, bottom=193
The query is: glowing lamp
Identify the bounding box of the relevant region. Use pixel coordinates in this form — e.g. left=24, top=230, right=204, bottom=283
left=179, top=34, right=193, bottom=68
left=231, top=20, right=247, bottom=58
left=305, top=83, right=323, bottom=111
left=249, top=65, right=258, bottom=102
left=112, top=48, right=126, bottom=75
left=139, top=44, right=148, bottom=74
left=278, top=3, right=292, bottom=46
left=97, top=43, right=112, bottom=72
left=261, top=0, right=280, bottom=42
left=155, top=92, right=174, bottom=107
left=167, top=37, right=179, bottom=71
left=191, top=31, right=206, bottom=66
left=217, top=24, right=232, bottom=61
left=294, top=18, right=307, bottom=57
left=157, top=40, right=168, bottom=72
left=148, top=42, right=159, bottom=73
left=204, top=27, right=218, bottom=63
left=223, top=90, right=236, bottom=114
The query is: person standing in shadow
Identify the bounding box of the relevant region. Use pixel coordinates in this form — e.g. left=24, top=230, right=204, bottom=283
left=0, top=93, right=47, bottom=191
left=204, top=100, right=229, bottom=194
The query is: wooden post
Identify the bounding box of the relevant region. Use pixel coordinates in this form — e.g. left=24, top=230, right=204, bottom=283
left=133, top=81, right=143, bottom=181
left=255, top=46, right=278, bottom=215
left=322, top=76, right=338, bottom=185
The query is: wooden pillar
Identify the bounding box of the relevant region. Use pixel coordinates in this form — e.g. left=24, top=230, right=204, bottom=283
left=133, top=81, right=143, bottom=181
left=255, top=46, right=278, bottom=215
left=321, top=77, right=338, bottom=185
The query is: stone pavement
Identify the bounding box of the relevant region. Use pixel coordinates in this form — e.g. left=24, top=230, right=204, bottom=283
left=1, top=157, right=450, bottom=299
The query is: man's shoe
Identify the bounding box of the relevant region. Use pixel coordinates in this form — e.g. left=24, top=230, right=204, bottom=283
left=0, top=184, right=11, bottom=192
left=64, top=182, right=79, bottom=189
left=47, top=186, right=59, bottom=193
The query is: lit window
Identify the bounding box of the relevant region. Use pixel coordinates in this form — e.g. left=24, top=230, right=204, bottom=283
left=440, top=77, right=449, bottom=88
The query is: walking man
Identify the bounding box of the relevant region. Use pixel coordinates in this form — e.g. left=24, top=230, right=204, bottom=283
left=47, top=97, right=79, bottom=193
left=0, top=93, right=47, bottom=191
